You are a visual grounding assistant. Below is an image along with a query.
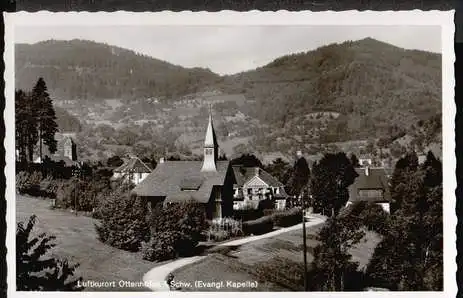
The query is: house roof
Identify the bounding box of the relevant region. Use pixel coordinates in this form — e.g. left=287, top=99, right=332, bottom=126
left=46, top=155, right=79, bottom=167
left=232, top=166, right=284, bottom=188
left=132, top=160, right=230, bottom=203
left=114, top=157, right=152, bottom=173
left=348, top=167, right=391, bottom=203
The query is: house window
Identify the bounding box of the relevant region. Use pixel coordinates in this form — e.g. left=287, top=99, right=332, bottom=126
left=139, top=172, right=142, bottom=179
left=247, top=188, right=252, bottom=195
left=205, top=148, right=213, bottom=155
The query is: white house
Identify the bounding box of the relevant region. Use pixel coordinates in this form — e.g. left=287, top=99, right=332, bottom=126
left=112, top=156, right=152, bottom=185
left=231, top=166, right=288, bottom=210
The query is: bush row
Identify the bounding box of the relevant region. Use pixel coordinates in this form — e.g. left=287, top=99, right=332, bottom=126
left=242, top=216, right=274, bottom=235
left=16, top=168, right=114, bottom=214
left=241, top=207, right=303, bottom=236
left=271, top=208, right=303, bottom=227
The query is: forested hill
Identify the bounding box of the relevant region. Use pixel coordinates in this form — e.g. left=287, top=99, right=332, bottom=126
left=15, top=37, right=442, bottom=150
left=220, top=37, right=441, bottom=140
left=15, top=39, right=220, bottom=101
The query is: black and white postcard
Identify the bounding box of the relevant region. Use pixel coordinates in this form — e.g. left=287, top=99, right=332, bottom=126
left=3, top=10, right=456, bottom=297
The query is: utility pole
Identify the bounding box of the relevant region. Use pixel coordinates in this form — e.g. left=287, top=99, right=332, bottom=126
left=302, top=188, right=308, bottom=291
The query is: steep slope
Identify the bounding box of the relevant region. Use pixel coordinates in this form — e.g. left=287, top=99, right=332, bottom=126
left=220, top=37, right=441, bottom=142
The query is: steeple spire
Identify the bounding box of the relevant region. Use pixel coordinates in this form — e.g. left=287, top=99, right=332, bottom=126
left=201, top=104, right=218, bottom=172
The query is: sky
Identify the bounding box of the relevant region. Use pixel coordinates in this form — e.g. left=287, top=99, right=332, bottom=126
left=15, top=25, right=441, bottom=75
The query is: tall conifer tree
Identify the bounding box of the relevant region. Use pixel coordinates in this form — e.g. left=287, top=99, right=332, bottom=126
left=15, top=90, right=38, bottom=163
left=32, top=78, right=58, bottom=161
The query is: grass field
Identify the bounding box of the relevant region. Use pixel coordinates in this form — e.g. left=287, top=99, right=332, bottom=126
left=173, top=223, right=381, bottom=291
left=16, top=195, right=158, bottom=291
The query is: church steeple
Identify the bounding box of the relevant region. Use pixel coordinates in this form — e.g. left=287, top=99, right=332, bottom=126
left=201, top=105, right=218, bottom=172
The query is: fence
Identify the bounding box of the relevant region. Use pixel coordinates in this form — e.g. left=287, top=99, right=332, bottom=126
left=207, top=217, right=243, bottom=241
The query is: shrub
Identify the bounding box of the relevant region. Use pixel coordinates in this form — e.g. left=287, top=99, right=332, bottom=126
left=16, top=215, right=83, bottom=291
left=272, top=207, right=302, bottom=227
left=242, top=216, right=274, bottom=235
left=143, top=201, right=209, bottom=261
left=233, top=208, right=262, bottom=222
left=208, top=230, right=231, bottom=242
left=40, top=176, right=61, bottom=198
left=16, top=171, right=43, bottom=196
left=142, top=232, right=178, bottom=262
left=95, top=190, right=150, bottom=252
left=358, top=203, right=389, bottom=235
left=344, top=202, right=389, bottom=235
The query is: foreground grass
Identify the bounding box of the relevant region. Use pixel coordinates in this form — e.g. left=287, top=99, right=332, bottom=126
left=16, top=195, right=157, bottom=291
left=173, top=222, right=381, bottom=291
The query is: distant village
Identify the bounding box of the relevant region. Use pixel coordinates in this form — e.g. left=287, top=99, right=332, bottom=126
left=23, top=107, right=431, bottom=217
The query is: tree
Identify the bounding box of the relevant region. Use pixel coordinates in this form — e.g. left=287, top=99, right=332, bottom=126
left=95, top=189, right=150, bottom=252
left=286, top=156, right=310, bottom=198
left=230, top=154, right=263, bottom=168
left=349, top=153, right=360, bottom=167
left=389, top=151, right=419, bottom=213
left=107, top=155, right=124, bottom=168
left=366, top=152, right=442, bottom=290
left=310, top=152, right=358, bottom=216
left=15, top=90, right=38, bottom=163
left=308, top=216, right=365, bottom=291
left=16, top=215, right=83, bottom=291
left=264, top=158, right=292, bottom=185
left=143, top=201, right=208, bottom=261
left=32, top=78, right=58, bottom=161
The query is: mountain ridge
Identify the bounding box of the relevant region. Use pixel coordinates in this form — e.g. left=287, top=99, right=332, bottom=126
left=15, top=37, right=442, bottom=160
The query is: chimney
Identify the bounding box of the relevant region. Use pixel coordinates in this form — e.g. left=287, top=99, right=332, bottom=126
left=254, top=167, right=259, bottom=176
left=159, top=157, right=165, bottom=164
left=365, top=166, right=369, bottom=176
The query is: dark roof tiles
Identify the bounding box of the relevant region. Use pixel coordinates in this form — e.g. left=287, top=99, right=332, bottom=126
left=132, top=160, right=230, bottom=203
left=348, top=167, right=391, bottom=203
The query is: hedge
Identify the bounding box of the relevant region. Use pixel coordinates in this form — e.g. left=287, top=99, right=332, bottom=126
left=272, top=208, right=302, bottom=227
left=242, top=216, right=274, bottom=235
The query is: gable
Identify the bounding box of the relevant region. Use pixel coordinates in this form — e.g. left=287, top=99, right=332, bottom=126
left=243, top=175, right=269, bottom=188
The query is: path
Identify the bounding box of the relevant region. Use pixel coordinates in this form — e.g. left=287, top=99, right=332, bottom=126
left=219, top=215, right=325, bottom=247
left=143, top=256, right=207, bottom=291
left=142, top=214, right=326, bottom=291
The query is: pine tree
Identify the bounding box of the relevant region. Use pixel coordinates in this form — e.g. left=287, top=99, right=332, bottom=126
left=16, top=215, right=83, bottom=291
left=287, top=156, right=310, bottom=198
left=15, top=90, right=38, bottom=163
left=32, top=78, right=58, bottom=161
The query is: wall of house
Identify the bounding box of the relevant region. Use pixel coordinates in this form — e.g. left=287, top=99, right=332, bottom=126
left=345, top=201, right=390, bottom=214
left=233, top=184, right=285, bottom=210
left=377, top=202, right=390, bottom=213
left=114, top=171, right=150, bottom=185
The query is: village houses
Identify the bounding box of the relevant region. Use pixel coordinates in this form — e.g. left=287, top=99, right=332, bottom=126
left=132, top=110, right=289, bottom=219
